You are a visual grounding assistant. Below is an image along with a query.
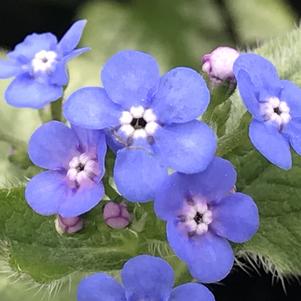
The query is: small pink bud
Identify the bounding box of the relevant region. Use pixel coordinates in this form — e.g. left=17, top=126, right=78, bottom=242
left=103, top=202, right=131, bottom=229
left=55, top=215, right=84, bottom=234
left=201, top=46, right=239, bottom=85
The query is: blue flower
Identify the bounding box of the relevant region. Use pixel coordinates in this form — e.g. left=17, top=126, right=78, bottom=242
left=64, top=50, right=217, bottom=202
left=77, top=255, right=215, bottom=301
left=154, top=157, right=259, bottom=283
left=0, top=20, right=89, bottom=108
left=234, top=53, right=301, bottom=170
left=25, top=121, right=106, bottom=217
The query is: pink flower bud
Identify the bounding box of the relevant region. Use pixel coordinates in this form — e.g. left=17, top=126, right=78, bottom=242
left=55, top=215, right=84, bottom=234
left=103, top=202, right=131, bottom=229
left=202, top=46, right=239, bottom=85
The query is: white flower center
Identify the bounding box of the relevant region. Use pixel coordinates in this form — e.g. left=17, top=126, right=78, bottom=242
left=260, top=96, right=291, bottom=128
left=119, top=106, right=159, bottom=140
left=66, top=153, right=99, bottom=187
left=178, top=197, right=213, bottom=236
left=31, top=50, right=58, bottom=73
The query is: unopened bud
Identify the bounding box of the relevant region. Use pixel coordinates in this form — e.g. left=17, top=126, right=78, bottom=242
left=55, top=215, right=84, bottom=234
left=103, top=202, right=131, bottom=229
left=202, top=46, right=239, bottom=85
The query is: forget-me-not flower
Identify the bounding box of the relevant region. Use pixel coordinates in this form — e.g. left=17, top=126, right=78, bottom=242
left=154, top=157, right=259, bottom=283
left=64, top=50, right=217, bottom=202
left=0, top=20, right=89, bottom=108
left=25, top=121, right=106, bottom=217
left=77, top=255, right=215, bottom=301
left=234, top=53, right=301, bottom=169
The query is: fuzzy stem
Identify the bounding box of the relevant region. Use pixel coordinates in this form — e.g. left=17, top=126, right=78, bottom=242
left=50, top=98, right=63, bottom=121
left=0, top=129, right=26, bottom=149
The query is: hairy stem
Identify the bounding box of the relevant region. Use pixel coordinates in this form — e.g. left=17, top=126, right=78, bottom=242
left=0, top=130, right=26, bottom=149
left=50, top=98, right=63, bottom=121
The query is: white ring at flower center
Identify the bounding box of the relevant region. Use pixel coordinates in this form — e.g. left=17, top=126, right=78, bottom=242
left=119, top=106, right=159, bottom=139
left=32, top=50, right=58, bottom=73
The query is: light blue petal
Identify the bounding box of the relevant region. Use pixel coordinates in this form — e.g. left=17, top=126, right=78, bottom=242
left=0, top=59, right=22, bottom=78
left=121, top=255, right=174, bottom=301
left=5, top=74, right=63, bottom=108
left=170, top=283, right=215, bottom=301
left=283, top=118, right=301, bottom=155
left=77, top=273, right=126, bottom=301
left=280, top=80, right=301, bottom=118
left=249, top=120, right=292, bottom=170
left=8, top=33, right=58, bottom=61
left=101, top=50, right=160, bottom=109
left=25, top=171, right=67, bottom=216
left=114, top=148, right=167, bottom=202
left=211, top=192, right=259, bottom=243
left=28, top=121, right=79, bottom=170
left=152, top=67, right=209, bottom=124
left=153, top=121, right=216, bottom=173
left=64, top=87, right=122, bottom=129
left=167, top=222, right=234, bottom=283
left=233, top=53, right=280, bottom=92
left=49, top=61, right=68, bottom=85
left=58, top=20, right=87, bottom=54
left=59, top=181, right=104, bottom=218
left=64, top=47, right=90, bottom=61
left=235, top=70, right=263, bottom=120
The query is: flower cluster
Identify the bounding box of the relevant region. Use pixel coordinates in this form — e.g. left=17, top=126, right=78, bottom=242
left=77, top=255, right=215, bottom=301
left=4, top=19, right=298, bottom=299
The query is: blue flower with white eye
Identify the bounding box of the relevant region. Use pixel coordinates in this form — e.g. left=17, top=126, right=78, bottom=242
left=154, top=157, right=259, bottom=283
left=64, top=50, right=217, bottom=202
left=234, top=53, right=301, bottom=170
left=77, top=255, right=215, bottom=301
left=25, top=121, right=106, bottom=217
left=0, top=20, right=89, bottom=108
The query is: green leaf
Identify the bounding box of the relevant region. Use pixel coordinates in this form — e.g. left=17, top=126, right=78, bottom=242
left=213, top=27, right=301, bottom=277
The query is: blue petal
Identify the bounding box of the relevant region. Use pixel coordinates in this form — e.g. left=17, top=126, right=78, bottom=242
left=101, top=50, right=160, bottom=109
left=59, top=181, right=104, bottom=217
left=249, top=120, right=292, bottom=169
left=280, top=80, right=301, bottom=118
left=151, top=67, right=209, bottom=124
left=5, top=74, right=63, bottom=108
left=64, top=47, right=90, bottom=61
left=8, top=33, right=58, bottom=61
left=121, top=255, right=174, bottom=301
left=72, top=126, right=107, bottom=178
left=77, top=273, right=126, bottom=301
left=211, top=192, right=259, bottom=243
left=154, top=173, right=189, bottom=221
left=170, top=283, right=215, bottom=301
left=0, top=59, right=22, bottom=78
left=167, top=221, right=234, bottom=283
left=64, top=87, right=122, bottom=129
left=49, top=61, right=68, bottom=85
left=185, top=157, right=237, bottom=204
left=25, top=171, right=67, bottom=216
left=58, top=20, right=87, bottom=55
left=283, top=118, right=301, bottom=155
left=233, top=53, right=280, bottom=91
left=153, top=121, right=216, bottom=173
left=28, top=121, right=79, bottom=170
left=235, top=70, right=263, bottom=120
left=114, top=148, right=167, bottom=202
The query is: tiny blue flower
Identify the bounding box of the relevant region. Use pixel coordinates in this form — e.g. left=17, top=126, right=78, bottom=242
left=234, top=53, right=301, bottom=170
left=154, top=157, right=259, bottom=283
left=77, top=255, right=215, bottom=301
left=25, top=121, right=106, bottom=217
left=64, top=50, right=217, bottom=202
left=0, top=20, right=89, bottom=108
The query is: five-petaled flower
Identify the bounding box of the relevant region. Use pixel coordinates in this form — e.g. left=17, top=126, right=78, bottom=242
left=0, top=20, right=89, bottom=108
left=77, top=255, right=215, bottom=301
left=234, top=53, right=301, bottom=170
left=25, top=121, right=106, bottom=217
left=64, top=50, right=217, bottom=202
left=154, top=157, right=259, bottom=283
